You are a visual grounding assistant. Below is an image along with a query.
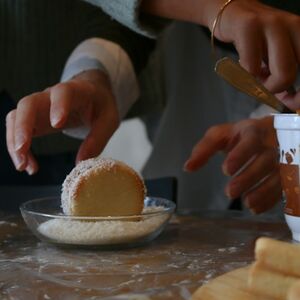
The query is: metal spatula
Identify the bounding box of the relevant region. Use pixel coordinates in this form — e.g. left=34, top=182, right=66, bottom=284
left=215, top=57, right=293, bottom=113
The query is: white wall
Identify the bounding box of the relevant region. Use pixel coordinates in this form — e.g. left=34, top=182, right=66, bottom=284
left=101, top=118, right=152, bottom=173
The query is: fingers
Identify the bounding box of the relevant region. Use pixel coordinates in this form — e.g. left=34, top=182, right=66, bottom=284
left=225, top=147, right=278, bottom=200
left=25, top=151, right=39, bottom=175
left=234, top=13, right=264, bottom=76
left=184, top=124, right=231, bottom=172
left=263, top=21, right=298, bottom=93
left=14, top=94, right=40, bottom=153
left=49, top=83, right=73, bottom=128
left=243, top=168, right=282, bottom=214
left=7, top=91, right=54, bottom=174
left=223, top=125, right=264, bottom=176
left=76, top=110, right=119, bottom=163
left=220, top=2, right=300, bottom=96
left=276, top=90, right=300, bottom=111
left=6, top=108, right=39, bottom=175
left=7, top=70, right=118, bottom=175
left=6, top=110, right=27, bottom=171
left=49, top=81, right=94, bottom=129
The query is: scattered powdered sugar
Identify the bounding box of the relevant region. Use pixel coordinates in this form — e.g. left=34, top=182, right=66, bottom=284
left=38, top=207, right=168, bottom=245
left=0, top=221, right=17, bottom=227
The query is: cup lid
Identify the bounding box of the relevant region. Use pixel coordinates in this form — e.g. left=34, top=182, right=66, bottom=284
left=273, top=114, right=300, bottom=130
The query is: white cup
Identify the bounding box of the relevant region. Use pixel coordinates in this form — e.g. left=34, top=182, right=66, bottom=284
left=274, top=114, right=300, bottom=242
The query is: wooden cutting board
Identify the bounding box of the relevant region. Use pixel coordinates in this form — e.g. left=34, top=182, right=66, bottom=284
left=192, top=266, right=273, bottom=300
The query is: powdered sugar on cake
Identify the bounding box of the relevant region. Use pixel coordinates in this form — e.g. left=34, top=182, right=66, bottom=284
left=61, top=157, right=117, bottom=214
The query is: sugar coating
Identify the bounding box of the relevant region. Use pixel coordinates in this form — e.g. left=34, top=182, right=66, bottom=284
left=61, top=157, right=146, bottom=215
left=38, top=207, right=168, bottom=245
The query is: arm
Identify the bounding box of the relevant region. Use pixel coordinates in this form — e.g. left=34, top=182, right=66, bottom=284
left=89, top=0, right=300, bottom=107
left=140, top=0, right=300, bottom=108
left=6, top=8, right=155, bottom=175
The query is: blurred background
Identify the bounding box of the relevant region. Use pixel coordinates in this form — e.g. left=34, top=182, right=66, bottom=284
left=101, top=118, right=152, bottom=173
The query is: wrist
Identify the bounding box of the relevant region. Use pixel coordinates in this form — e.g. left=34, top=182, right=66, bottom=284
left=197, top=0, right=228, bottom=29
left=73, top=69, right=113, bottom=93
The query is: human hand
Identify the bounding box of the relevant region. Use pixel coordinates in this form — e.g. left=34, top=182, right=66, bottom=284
left=184, top=116, right=281, bottom=214
left=6, top=69, right=119, bottom=175
left=203, top=0, right=300, bottom=108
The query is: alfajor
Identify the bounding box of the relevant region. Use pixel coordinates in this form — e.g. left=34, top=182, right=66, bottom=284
left=61, top=157, right=146, bottom=217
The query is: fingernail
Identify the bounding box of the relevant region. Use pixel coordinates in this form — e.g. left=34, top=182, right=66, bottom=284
left=26, top=165, right=35, bottom=175
left=245, top=200, right=257, bottom=214
left=225, top=185, right=237, bottom=200
left=244, top=199, right=250, bottom=208
left=15, top=134, right=26, bottom=151
left=14, top=154, right=25, bottom=170
left=222, top=164, right=230, bottom=176
left=183, top=160, right=192, bottom=172
left=225, top=188, right=233, bottom=200
left=50, top=116, right=60, bottom=127
left=51, top=112, right=64, bottom=127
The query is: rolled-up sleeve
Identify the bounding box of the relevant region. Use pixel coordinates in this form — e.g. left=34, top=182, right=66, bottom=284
left=84, top=0, right=167, bottom=38
left=61, top=38, right=140, bottom=139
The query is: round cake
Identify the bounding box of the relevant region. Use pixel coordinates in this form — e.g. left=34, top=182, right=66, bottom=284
left=61, top=157, right=146, bottom=217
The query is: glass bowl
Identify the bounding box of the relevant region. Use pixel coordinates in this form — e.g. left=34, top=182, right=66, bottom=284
left=20, top=197, right=176, bottom=249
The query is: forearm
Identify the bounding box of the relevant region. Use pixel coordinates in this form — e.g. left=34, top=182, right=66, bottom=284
left=140, top=0, right=225, bottom=29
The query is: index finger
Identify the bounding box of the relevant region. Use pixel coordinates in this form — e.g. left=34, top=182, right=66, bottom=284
left=184, top=124, right=231, bottom=172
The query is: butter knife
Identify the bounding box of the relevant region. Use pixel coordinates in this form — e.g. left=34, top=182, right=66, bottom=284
left=215, top=57, right=293, bottom=113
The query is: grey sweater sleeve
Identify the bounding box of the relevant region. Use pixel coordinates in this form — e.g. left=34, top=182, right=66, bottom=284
left=84, top=0, right=167, bottom=38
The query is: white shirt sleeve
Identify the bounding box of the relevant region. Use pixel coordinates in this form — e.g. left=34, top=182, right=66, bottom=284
left=249, top=104, right=276, bottom=119
left=61, top=38, right=140, bottom=139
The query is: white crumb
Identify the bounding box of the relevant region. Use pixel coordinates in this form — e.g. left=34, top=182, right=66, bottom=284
left=38, top=207, right=168, bottom=245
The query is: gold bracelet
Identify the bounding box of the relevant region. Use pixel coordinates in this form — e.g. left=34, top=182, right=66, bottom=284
left=211, top=0, right=236, bottom=60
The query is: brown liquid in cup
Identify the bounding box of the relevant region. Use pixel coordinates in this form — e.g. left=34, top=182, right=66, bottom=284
left=280, top=163, right=300, bottom=216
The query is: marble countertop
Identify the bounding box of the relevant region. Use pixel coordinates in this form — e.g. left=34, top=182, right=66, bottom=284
left=0, top=210, right=290, bottom=300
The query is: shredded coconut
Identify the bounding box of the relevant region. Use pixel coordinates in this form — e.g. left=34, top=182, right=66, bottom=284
left=38, top=207, right=168, bottom=245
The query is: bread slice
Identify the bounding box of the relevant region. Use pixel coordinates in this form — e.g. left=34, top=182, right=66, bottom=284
left=61, top=157, right=146, bottom=217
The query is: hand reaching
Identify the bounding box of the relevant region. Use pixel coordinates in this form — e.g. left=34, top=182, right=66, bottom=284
left=184, top=116, right=281, bottom=214
left=6, top=70, right=119, bottom=175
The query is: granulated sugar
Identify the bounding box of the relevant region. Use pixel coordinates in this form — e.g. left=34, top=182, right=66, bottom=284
left=38, top=207, right=168, bottom=245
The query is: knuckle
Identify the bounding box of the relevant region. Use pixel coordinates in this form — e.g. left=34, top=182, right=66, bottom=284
left=235, top=12, right=261, bottom=38
left=52, top=82, right=74, bottom=97
left=205, top=125, right=222, bottom=137
left=6, top=110, right=16, bottom=123
left=242, top=12, right=261, bottom=29
left=289, top=15, right=300, bottom=28
left=17, top=92, right=41, bottom=108
left=264, top=14, right=282, bottom=27
left=17, top=96, right=32, bottom=108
